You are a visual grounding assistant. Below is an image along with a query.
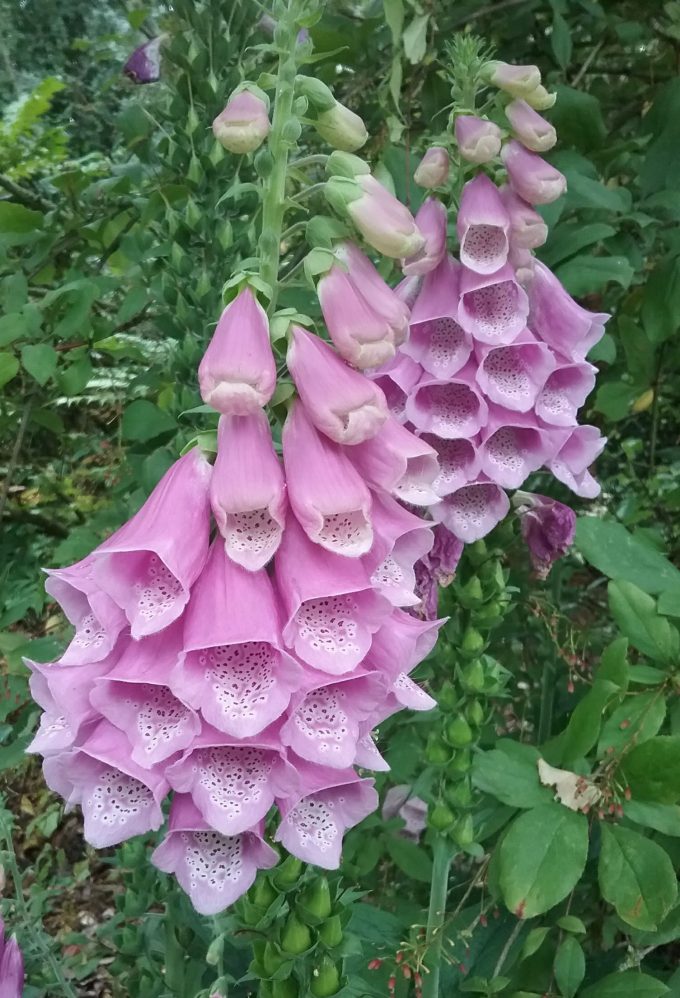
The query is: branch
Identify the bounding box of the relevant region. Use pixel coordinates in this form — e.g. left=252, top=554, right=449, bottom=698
left=0, top=174, right=52, bottom=212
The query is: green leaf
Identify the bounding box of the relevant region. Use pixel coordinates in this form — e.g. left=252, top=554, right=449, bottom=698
left=564, top=172, right=631, bottom=214
left=593, top=381, right=637, bottom=421
left=57, top=355, right=92, bottom=396
left=121, top=400, right=177, bottom=442
left=557, top=915, right=586, bottom=934
left=626, top=800, right=680, bottom=837
left=0, top=202, right=44, bottom=245
left=598, top=691, right=666, bottom=758
left=385, top=836, right=433, bottom=883
left=541, top=222, right=616, bottom=268
left=580, top=971, right=669, bottom=998
left=21, top=342, right=57, bottom=386
left=553, top=936, right=584, bottom=998
left=609, top=580, right=679, bottom=662
left=618, top=316, right=656, bottom=386
left=383, top=0, right=404, bottom=40
left=498, top=804, right=588, bottom=918
left=597, top=638, right=630, bottom=690
left=575, top=518, right=680, bottom=596
left=472, top=740, right=552, bottom=809
left=549, top=86, right=606, bottom=151
left=0, top=351, right=19, bottom=388
left=559, top=680, right=617, bottom=767
left=556, top=255, right=634, bottom=297
left=622, top=737, right=680, bottom=803
left=551, top=12, right=572, bottom=69
left=599, top=824, right=677, bottom=930
left=402, top=13, right=429, bottom=64
left=521, top=926, right=550, bottom=959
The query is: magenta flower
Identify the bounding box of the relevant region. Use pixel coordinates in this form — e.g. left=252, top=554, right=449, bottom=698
left=123, top=36, right=163, bottom=84
left=44, top=555, right=126, bottom=666
left=210, top=411, right=286, bottom=571
left=432, top=481, right=510, bottom=543
left=318, top=264, right=402, bottom=370
left=479, top=408, right=557, bottom=489
left=0, top=919, right=23, bottom=998
left=325, top=174, right=425, bottom=259
left=475, top=334, right=556, bottom=412
left=454, top=116, right=502, bottom=165
left=499, top=186, right=548, bottom=249
left=413, top=147, right=450, bottom=188
left=363, top=492, right=434, bottom=607
left=457, top=175, right=510, bottom=275
left=547, top=425, right=606, bottom=498
left=505, top=99, right=557, bottom=152
left=402, top=198, right=448, bottom=277
left=535, top=362, right=597, bottom=426
left=369, top=353, right=424, bottom=423
left=171, top=541, right=302, bottom=737
left=283, top=401, right=373, bottom=557
left=457, top=264, right=529, bottom=345
left=382, top=786, right=428, bottom=841
left=348, top=418, right=440, bottom=507
left=421, top=435, right=481, bottom=497
left=212, top=90, right=270, bottom=154
left=402, top=256, right=472, bottom=379
left=405, top=366, right=489, bottom=440
left=515, top=491, right=576, bottom=578
left=152, top=795, right=277, bottom=915
left=199, top=288, right=276, bottom=415
left=501, top=141, right=566, bottom=205
left=530, top=261, right=609, bottom=360
left=482, top=61, right=541, bottom=98
left=287, top=326, right=388, bottom=445
left=336, top=242, right=411, bottom=346
left=89, top=449, right=212, bottom=639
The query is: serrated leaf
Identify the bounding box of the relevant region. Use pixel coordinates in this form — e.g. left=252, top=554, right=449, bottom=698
left=598, top=823, right=677, bottom=930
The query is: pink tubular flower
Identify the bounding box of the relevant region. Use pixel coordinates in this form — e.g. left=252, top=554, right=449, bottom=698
left=210, top=411, right=286, bottom=571
left=420, top=434, right=481, bottom=497
left=275, top=515, right=389, bottom=675
left=369, top=353, right=423, bottom=424
left=151, top=795, right=277, bottom=915
left=405, top=366, right=489, bottom=440
left=212, top=89, right=270, bottom=154
left=382, top=786, right=428, bottom=842
left=454, top=116, right=502, bottom=165
left=366, top=609, right=444, bottom=679
left=457, top=175, right=510, bottom=275
left=171, top=541, right=302, bottom=737
left=0, top=920, right=24, bottom=998
left=318, top=264, right=398, bottom=370
left=283, top=401, right=373, bottom=557
left=336, top=242, right=411, bottom=346
left=547, top=425, right=606, bottom=498
left=198, top=288, right=276, bottom=415
left=402, top=198, right=448, bottom=277
left=475, top=333, right=556, bottom=412
left=482, top=61, right=541, bottom=98
left=403, top=256, right=472, bottom=379
left=499, top=186, right=548, bottom=250
left=530, top=260, right=609, bottom=360
left=457, top=264, right=529, bottom=345
left=479, top=408, right=557, bottom=489
left=44, top=555, right=126, bottom=666
left=90, top=449, right=212, bottom=639
left=535, top=363, right=597, bottom=426
left=123, top=36, right=163, bottom=84
left=287, top=326, right=388, bottom=445
left=363, top=493, right=434, bottom=607
left=505, top=99, right=557, bottom=152
left=413, top=147, right=450, bottom=188
left=165, top=725, right=297, bottom=836
left=515, top=491, right=576, bottom=578
left=501, top=141, right=567, bottom=205
left=348, top=418, right=441, bottom=507
left=275, top=761, right=377, bottom=869
left=432, top=481, right=510, bottom=543
left=325, top=174, right=425, bottom=259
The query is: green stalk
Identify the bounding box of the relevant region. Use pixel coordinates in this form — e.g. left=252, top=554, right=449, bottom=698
left=258, top=1, right=300, bottom=315
left=422, top=837, right=454, bottom=998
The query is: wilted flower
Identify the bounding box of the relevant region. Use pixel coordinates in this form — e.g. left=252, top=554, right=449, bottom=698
left=514, top=492, right=577, bottom=578
left=382, top=785, right=428, bottom=841
left=123, top=36, right=164, bottom=84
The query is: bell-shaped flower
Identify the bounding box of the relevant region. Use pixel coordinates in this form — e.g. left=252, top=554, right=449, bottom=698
left=314, top=102, right=368, bottom=152
left=505, top=99, right=557, bottom=152
left=454, top=116, right=502, bottom=165
left=479, top=407, right=558, bottom=489
left=382, top=786, right=428, bottom=841
left=335, top=242, right=410, bottom=346
left=210, top=411, right=286, bottom=571
left=281, top=671, right=386, bottom=769
left=44, top=554, right=126, bottom=666
left=123, top=36, right=163, bottom=84
left=151, top=795, right=277, bottom=915
left=364, top=609, right=444, bottom=680
left=457, top=264, right=529, bottom=345
left=165, top=723, right=298, bottom=836
left=420, top=434, right=482, bottom=497
left=457, top=175, right=510, bottom=275
left=325, top=173, right=425, bottom=258
left=501, top=141, right=566, bottom=205
left=88, top=623, right=200, bottom=769
left=0, top=921, right=23, bottom=998
left=287, top=326, right=388, bottom=445
left=414, top=147, right=450, bottom=188
left=481, top=61, right=541, bottom=98
left=354, top=730, right=390, bottom=771
left=91, top=449, right=212, bottom=639
left=547, top=425, right=606, bottom=498
left=530, top=260, right=609, bottom=360
left=515, top=491, right=576, bottom=578
left=348, top=418, right=440, bottom=507
left=402, top=256, right=472, bottom=379
left=171, top=542, right=302, bottom=737
left=199, top=288, right=276, bottom=415
left=535, top=362, right=597, bottom=426
left=368, top=354, right=422, bottom=423
left=53, top=720, right=168, bottom=848
left=212, top=89, right=270, bottom=154
left=475, top=333, right=556, bottom=412
left=402, top=198, right=448, bottom=277
left=283, top=401, right=373, bottom=557
left=363, top=493, right=434, bottom=607
left=275, top=760, right=377, bottom=869
left=318, top=265, right=397, bottom=370
left=432, top=480, right=510, bottom=542
left=405, top=364, right=489, bottom=440
left=275, top=515, right=389, bottom=675
left=500, top=186, right=548, bottom=249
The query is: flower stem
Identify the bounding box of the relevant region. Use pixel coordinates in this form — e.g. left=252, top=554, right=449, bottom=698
left=258, top=0, right=301, bottom=315
left=423, top=836, right=454, bottom=998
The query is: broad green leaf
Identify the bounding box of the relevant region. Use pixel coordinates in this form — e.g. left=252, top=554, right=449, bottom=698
left=622, top=737, right=680, bottom=803
left=21, top=342, right=57, bottom=386
left=598, top=691, right=666, bottom=758
left=382, top=0, right=404, bottom=41
left=641, top=260, right=680, bottom=344
left=402, top=13, right=429, bottom=64
left=553, top=936, right=584, bottom=998
left=471, top=740, right=551, bottom=809
left=521, top=926, right=550, bottom=959
left=0, top=351, right=19, bottom=388
left=559, top=680, right=617, bottom=767
left=598, top=824, right=677, bottom=930
left=609, top=580, right=679, bottom=662
left=551, top=12, right=572, bottom=69
left=0, top=202, right=44, bottom=245
left=557, top=915, right=586, bottom=934
left=629, top=904, right=680, bottom=948
left=121, top=400, right=177, bottom=442
left=385, top=835, right=432, bottom=883
left=618, top=316, right=656, bottom=385
left=659, top=589, right=680, bottom=617
left=498, top=804, right=588, bottom=918
left=626, top=800, right=680, bottom=837
left=541, top=222, right=616, bottom=268
left=564, top=173, right=631, bottom=214
left=57, top=355, right=93, bottom=396
left=628, top=665, right=667, bottom=685
left=597, top=638, right=630, bottom=690
left=549, top=86, right=606, bottom=151
left=556, top=255, right=634, bottom=296
left=575, top=518, right=680, bottom=596
left=580, top=971, right=669, bottom=997
left=593, top=381, right=637, bottom=421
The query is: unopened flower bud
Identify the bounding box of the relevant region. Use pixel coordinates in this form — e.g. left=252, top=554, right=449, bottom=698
left=295, top=75, right=336, bottom=112
left=281, top=914, right=313, bottom=954
left=454, top=116, right=502, bottom=165
left=445, top=715, right=473, bottom=748
left=505, top=99, right=557, bottom=152
left=481, top=60, right=541, bottom=97
left=273, top=979, right=300, bottom=998
left=315, top=103, right=368, bottom=152
left=501, top=140, right=566, bottom=204
left=453, top=813, right=474, bottom=848
left=299, top=877, right=333, bottom=920
left=311, top=956, right=342, bottom=997
left=429, top=802, right=456, bottom=831
left=325, top=175, right=425, bottom=259
left=318, top=914, right=344, bottom=948
left=326, top=150, right=371, bottom=178
left=413, top=147, right=450, bottom=188
left=524, top=84, right=557, bottom=110
left=212, top=88, right=270, bottom=154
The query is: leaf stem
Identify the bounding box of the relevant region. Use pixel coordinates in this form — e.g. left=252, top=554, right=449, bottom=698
left=422, top=837, right=454, bottom=998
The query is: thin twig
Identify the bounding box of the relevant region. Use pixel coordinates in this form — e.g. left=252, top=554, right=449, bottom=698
left=0, top=174, right=52, bottom=212
left=572, top=39, right=604, bottom=87
left=0, top=397, right=34, bottom=524
left=492, top=918, right=524, bottom=979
